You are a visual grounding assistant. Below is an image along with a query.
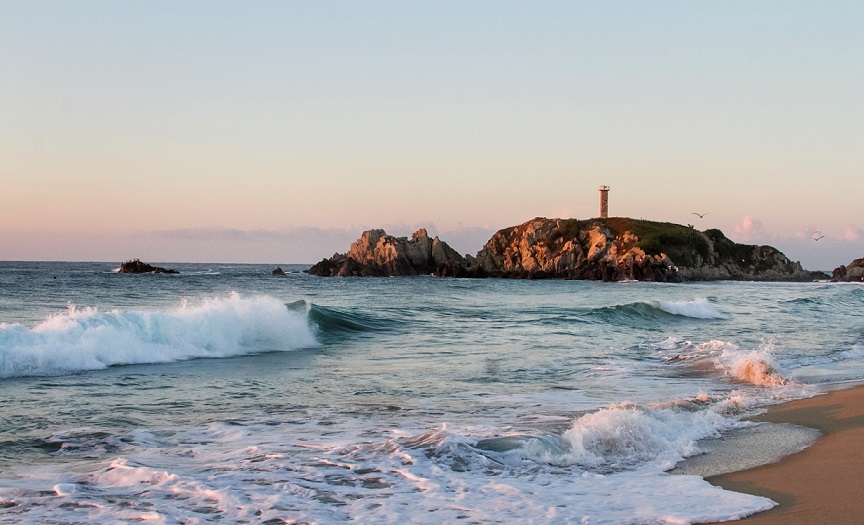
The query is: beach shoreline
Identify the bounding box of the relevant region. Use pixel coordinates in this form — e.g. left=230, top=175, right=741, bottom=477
left=705, top=383, right=864, bottom=524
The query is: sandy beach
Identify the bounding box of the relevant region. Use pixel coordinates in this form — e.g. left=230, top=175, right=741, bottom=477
left=706, top=384, right=864, bottom=524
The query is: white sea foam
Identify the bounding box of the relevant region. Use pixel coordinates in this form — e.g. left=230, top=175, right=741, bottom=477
left=476, top=396, right=745, bottom=473
left=2, top=268, right=849, bottom=524
left=707, top=340, right=790, bottom=387
left=654, top=298, right=729, bottom=319
left=0, top=406, right=777, bottom=525
left=659, top=339, right=793, bottom=388
left=0, top=294, right=317, bottom=378
left=838, top=343, right=864, bottom=360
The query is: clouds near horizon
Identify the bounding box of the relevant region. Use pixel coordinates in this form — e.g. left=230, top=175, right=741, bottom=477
left=0, top=224, right=498, bottom=264
left=1, top=3, right=862, bottom=268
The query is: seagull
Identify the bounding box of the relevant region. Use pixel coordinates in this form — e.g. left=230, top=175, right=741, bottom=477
left=811, top=232, right=825, bottom=241
left=692, top=212, right=709, bottom=219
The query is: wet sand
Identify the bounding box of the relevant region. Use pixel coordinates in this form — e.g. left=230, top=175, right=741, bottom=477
left=706, top=384, right=864, bottom=524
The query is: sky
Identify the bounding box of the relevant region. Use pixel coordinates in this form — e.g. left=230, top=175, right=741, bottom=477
left=1, top=2, right=862, bottom=270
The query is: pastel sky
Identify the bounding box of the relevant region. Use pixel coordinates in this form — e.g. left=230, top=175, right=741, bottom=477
left=2, top=2, right=862, bottom=270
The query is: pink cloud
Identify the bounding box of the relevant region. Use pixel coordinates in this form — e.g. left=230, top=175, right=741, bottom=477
left=733, top=215, right=764, bottom=242
left=843, top=225, right=863, bottom=242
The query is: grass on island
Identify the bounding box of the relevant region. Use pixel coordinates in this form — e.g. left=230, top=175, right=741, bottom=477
left=602, top=217, right=712, bottom=267
left=526, top=216, right=764, bottom=270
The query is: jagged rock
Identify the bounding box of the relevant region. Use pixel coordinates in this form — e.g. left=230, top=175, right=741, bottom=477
left=473, top=218, right=812, bottom=282
left=833, top=258, right=864, bottom=282
left=305, top=229, right=469, bottom=277
left=272, top=267, right=287, bottom=276
left=118, top=259, right=178, bottom=274
left=306, top=218, right=816, bottom=282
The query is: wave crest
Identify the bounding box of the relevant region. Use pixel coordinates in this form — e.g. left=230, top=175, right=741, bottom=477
left=445, top=395, right=745, bottom=474
left=0, top=294, right=318, bottom=378
left=589, top=298, right=728, bottom=323
left=661, top=339, right=791, bottom=387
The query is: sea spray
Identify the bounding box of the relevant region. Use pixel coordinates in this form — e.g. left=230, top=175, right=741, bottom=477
left=658, top=339, right=792, bottom=387
left=472, top=395, right=744, bottom=473
left=0, top=294, right=317, bottom=377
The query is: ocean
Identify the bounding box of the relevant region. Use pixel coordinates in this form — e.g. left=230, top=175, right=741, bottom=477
left=1, top=261, right=862, bottom=524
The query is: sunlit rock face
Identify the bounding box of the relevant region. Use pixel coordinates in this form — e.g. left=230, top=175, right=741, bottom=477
left=473, top=217, right=812, bottom=282
left=305, top=229, right=469, bottom=277
left=307, top=218, right=816, bottom=282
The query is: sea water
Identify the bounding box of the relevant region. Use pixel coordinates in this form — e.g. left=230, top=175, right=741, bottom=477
left=0, top=261, right=862, bottom=524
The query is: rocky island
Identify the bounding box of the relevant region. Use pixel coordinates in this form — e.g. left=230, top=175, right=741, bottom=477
left=118, top=259, right=179, bottom=274
left=305, top=228, right=468, bottom=277
left=306, top=217, right=819, bottom=282
left=833, top=257, right=864, bottom=282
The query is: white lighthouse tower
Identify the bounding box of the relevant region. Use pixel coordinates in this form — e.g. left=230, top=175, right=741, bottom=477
left=599, top=185, right=610, bottom=218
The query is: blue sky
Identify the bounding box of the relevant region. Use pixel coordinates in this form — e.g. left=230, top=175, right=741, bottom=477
left=1, top=2, right=862, bottom=269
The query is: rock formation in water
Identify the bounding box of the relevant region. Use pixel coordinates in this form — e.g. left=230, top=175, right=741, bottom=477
left=305, top=228, right=472, bottom=277
left=306, top=217, right=817, bottom=282
left=118, top=259, right=179, bottom=274
left=832, top=257, right=864, bottom=282
left=472, top=217, right=813, bottom=282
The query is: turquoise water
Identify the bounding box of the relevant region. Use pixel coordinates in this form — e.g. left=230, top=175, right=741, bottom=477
left=1, top=262, right=862, bottom=524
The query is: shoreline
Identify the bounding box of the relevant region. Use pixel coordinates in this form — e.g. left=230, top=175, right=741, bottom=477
left=705, top=383, right=864, bottom=524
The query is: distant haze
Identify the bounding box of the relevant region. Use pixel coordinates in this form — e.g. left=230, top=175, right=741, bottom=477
left=1, top=3, right=861, bottom=271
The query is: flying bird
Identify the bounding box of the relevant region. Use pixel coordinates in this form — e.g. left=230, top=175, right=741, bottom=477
left=811, top=232, right=825, bottom=241
left=692, top=212, right=709, bottom=218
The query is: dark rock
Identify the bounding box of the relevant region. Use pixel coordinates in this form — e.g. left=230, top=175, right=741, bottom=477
left=833, top=265, right=847, bottom=280
left=118, top=259, right=178, bottom=274
left=833, top=258, right=864, bottom=282
left=272, top=267, right=287, bottom=276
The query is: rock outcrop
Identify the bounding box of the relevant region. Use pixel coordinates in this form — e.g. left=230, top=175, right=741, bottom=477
left=833, top=258, right=864, bottom=282
left=118, top=259, right=179, bottom=274
left=305, top=218, right=816, bottom=282
left=305, top=228, right=472, bottom=277
left=472, top=217, right=813, bottom=282
left=473, top=218, right=678, bottom=281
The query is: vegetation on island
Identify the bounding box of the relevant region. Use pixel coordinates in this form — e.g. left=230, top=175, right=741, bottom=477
left=602, top=218, right=711, bottom=267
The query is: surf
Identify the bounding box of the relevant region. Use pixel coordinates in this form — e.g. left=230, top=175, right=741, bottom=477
left=0, top=294, right=318, bottom=378
left=585, top=298, right=729, bottom=326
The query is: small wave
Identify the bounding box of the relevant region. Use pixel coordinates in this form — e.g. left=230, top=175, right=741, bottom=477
left=588, top=298, right=728, bottom=324
left=0, top=294, right=318, bottom=378
left=288, top=301, right=400, bottom=335
left=709, top=340, right=789, bottom=387
left=835, top=344, right=864, bottom=361
left=423, top=395, right=746, bottom=474
left=654, top=298, right=729, bottom=319
left=660, top=339, right=791, bottom=387
left=782, top=296, right=823, bottom=306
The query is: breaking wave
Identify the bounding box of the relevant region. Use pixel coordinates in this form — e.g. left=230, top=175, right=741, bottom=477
left=659, top=338, right=791, bottom=387
left=0, top=294, right=318, bottom=378
left=470, top=394, right=746, bottom=473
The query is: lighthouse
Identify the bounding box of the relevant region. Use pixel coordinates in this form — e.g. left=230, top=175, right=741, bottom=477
left=599, top=185, right=610, bottom=218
